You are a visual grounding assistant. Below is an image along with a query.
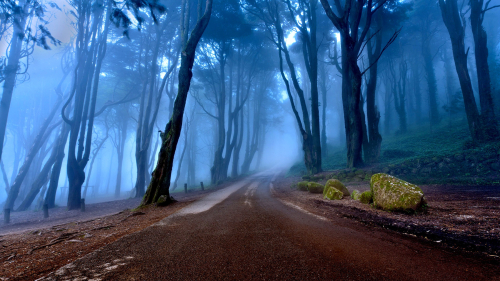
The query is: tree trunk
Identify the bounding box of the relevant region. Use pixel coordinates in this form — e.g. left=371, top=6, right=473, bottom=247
left=319, top=63, right=328, bottom=158
left=363, top=31, right=382, bottom=163
left=16, top=149, right=57, bottom=211
left=44, top=124, right=70, bottom=209
left=66, top=2, right=111, bottom=209
left=171, top=127, right=188, bottom=191
left=114, top=114, right=128, bottom=198
left=342, top=46, right=364, bottom=168
left=439, top=0, right=483, bottom=142
left=4, top=99, right=61, bottom=210
left=141, top=0, right=213, bottom=206
left=469, top=0, right=499, bottom=140
left=0, top=3, right=28, bottom=162
left=1, top=161, right=9, bottom=194
left=211, top=41, right=228, bottom=185
left=83, top=131, right=109, bottom=199
left=422, top=39, right=440, bottom=125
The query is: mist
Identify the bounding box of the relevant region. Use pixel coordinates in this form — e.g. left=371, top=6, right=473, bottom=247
left=1, top=0, right=500, bottom=212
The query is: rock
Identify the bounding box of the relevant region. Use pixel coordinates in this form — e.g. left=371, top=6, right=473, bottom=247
left=324, top=186, right=343, bottom=200
left=307, top=182, right=324, bottom=194
left=297, top=181, right=309, bottom=191
left=359, top=191, right=373, bottom=204
left=324, top=179, right=350, bottom=197
left=370, top=173, right=426, bottom=212
left=350, top=190, right=361, bottom=200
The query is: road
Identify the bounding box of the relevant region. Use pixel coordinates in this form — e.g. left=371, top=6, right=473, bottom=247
left=39, top=171, right=500, bottom=280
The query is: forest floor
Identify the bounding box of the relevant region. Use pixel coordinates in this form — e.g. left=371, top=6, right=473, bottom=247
left=0, top=181, right=235, bottom=281
left=272, top=173, right=500, bottom=258
left=2, top=173, right=499, bottom=280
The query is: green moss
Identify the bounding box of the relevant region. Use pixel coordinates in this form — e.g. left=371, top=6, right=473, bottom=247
left=324, top=187, right=343, bottom=200
left=351, top=190, right=361, bottom=200
left=307, top=182, right=324, bottom=194
left=359, top=191, right=373, bottom=204
left=370, top=173, right=425, bottom=212
left=324, top=179, right=349, bottom=197
left=297, top=181, right=309, bottom=191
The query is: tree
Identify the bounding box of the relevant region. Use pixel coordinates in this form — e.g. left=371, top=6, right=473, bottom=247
left=0, top=0, right=60, bottom=162
left=412, top=0, right=442, bottom=127
left=246, top=0, right=323, bottom=174
left=439, top=0, right=486, bottom=142
left=363, top=0, right=408, bottom=162
left=469, top=0, right=499, bottom=140
left=62, top=0, right=112, bottom=209
left=141, top=0, right=213, bottom=206
left=133, top=16, right=179, bottom=198
left=319, top=0, right=397, bottom=168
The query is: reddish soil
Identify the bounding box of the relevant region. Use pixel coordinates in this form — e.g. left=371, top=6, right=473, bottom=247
left=272, top=174, right=500, bottom=258
left=1, top=174, right=499, bottom=280
left=0, top=186, right=229, bottom=281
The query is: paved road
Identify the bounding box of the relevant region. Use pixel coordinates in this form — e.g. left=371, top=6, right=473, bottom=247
left=40, top=172, right=500, bottom=280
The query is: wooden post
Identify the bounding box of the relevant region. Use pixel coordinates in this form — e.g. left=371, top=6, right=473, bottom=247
left=43, top=204, right=49, bottom=218
left=184, top=183, right=188, bottom=193
left=200, top=181, right=204, bottom=191
left=80, top=198, right=85, bottom=212
left=4, top=208, right=10, bottom=224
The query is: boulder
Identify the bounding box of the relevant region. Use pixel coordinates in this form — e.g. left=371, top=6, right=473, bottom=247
left=350, top=190, right=361, bottom=200
left=307, top=182, right=324, bottom=194
left=370, top=173, right=426, bottom=212
left=324, top=179, right=350, bottom=197
left=359, top=191, right=373, bottom=204
left=297, top=181, right=309, bottom=191
left=324, top=187, right=343, bottom=200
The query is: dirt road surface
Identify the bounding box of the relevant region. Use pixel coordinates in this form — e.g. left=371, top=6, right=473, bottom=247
left=38, top=171, right=500, bottom=280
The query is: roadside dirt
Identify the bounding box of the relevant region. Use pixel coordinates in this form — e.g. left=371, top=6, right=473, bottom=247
left=272, top=174, right=500, bottom=258
left=0, top=186, right=228, bottom=281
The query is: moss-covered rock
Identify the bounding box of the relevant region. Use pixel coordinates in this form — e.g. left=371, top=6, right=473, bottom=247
left=350, top=190, right=361, bottom=200
left=324, top=179, right=349, bottom=197
left=297, top=181, right=309, bottom=191
left=324, top=186, right=343, bottom=200
left=359, top=191, right=373, bottom=204
left=307, top=182, right=324, bottom=194
left=370, top=173, right=426, bottom=212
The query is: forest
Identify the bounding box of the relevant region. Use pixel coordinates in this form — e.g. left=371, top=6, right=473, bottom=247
left=1, top=0, right=499, bottom=212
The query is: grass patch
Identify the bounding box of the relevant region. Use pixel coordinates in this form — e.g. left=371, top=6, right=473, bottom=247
left=288, top=118, right=486, bottom=176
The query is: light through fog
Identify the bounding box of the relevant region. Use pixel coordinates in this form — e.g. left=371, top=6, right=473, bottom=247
left=1, top=0, right=499, bottom=212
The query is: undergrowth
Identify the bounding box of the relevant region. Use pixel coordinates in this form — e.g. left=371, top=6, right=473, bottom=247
left=288, top=118, right=498, bottom=177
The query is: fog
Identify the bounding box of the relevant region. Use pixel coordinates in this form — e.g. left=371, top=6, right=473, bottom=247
left=1, top=0, right=499, bottom=212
